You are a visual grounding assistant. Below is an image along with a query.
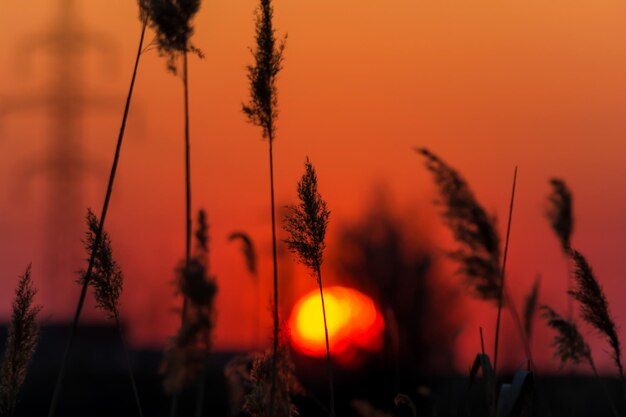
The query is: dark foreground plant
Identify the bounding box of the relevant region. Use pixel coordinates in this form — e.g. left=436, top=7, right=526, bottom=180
left=416, top=148, right=501, bottom=302
left=545, top=178, right=575, bottom=317
left=0, top=266, right=40, bottom=417
left=243, top=324, right=300, bottom=417
left=523, top=276, right=541, bottom=342
left=80, top=210, right=144, bottom=417
left=283, top=158, right=333, bottom=416
left=416, top=149, right=526, bottom=374
left=568, top=249, right=624, bottom=381
left=144, top=2, right=204, bottom=414
left=47, top=6, right=148, bottom=416
left=541, top=306, right=592, bottom=369
left=545, top=179, right=573, bottom=252
left=243, top=0, right=286, bottom=414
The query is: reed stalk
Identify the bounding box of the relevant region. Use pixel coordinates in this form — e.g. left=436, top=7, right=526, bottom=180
left=284, top=158, right=333, bottom=416
left=0, top=266, right=40, bottom=417
left=46, top=17, right=147, bottom=417
left=243, top=0, right=286, bottom=413
left=492, top=167, right=517, bottom=375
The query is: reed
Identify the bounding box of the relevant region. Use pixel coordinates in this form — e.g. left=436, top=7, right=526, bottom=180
left=568, top=249, right=624, bottom=382
left=243, top=324, right=300, bottom=417
left=79, top=210, right=144, bottom=417
left=160, top=210, right=217, bottom=408
left=523, top=276, right=541, bottom=342
left=0, top=266, right=40, bottom=417
left=47, top=6, right=148, bottom=416
left=545, top=179, right=573, bottom=252
left=541, top=305, right=592, bottom=369
left=243, top=0, right=286, bottom=414
left=541, top=305, right=620, bottom=416
left=545, top=178, right=575, bottom=317
left=283, top=158, right=333, bottom=416
left=416, top=149, right=529, bottom=373
left=143, top=1, right=204, bottom=414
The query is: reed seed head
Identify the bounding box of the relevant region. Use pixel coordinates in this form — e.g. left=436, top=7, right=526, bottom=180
left=523, top=276, right=541, bottom=339
left=284, top=158, right=330, bottom=275
left=0, top=265, right=41, bottom=417
left=228, top=231, right=258, bottom=276
left=546, top=178, right=573, bottom=252
left=80, top=209, right=123, bottom=320
left=161, top=209, right=218, bottom=394
left=568, top=249, right=623, bottom=378
left=416, top=147, right=502, bottom=302
left=243, top=323, right=300, bottom=417
left=144, top=0, right=202, bottom=73
left=541, top=305, right=592, bottom=368
left=242, top=0, right=286, bottom=140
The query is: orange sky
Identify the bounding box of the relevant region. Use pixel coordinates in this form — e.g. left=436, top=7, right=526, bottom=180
left=2, top=0, right=626, bottom=374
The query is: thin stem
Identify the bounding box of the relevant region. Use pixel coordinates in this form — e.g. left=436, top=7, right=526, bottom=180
left=116, top=315, right=145, bottom=417
left=46, top=19, right=147, bottom=417
left=317, top=266, right=335, bottom=417
left=492, top=166, right=518, bottom=376
left=503, top=288, right=535, bottom=371
left=255, top=278, right=261, bottom=348
left=183, top=51, right=192, bottom=277
left=170, top=48, right=193, bottom=417
left=479, top=327, right=485, bottom=355
left=268, top=133, right=279, bottom=417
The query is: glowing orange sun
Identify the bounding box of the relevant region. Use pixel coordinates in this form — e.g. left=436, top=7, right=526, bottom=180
left=289, top=286, right=384, bottom=366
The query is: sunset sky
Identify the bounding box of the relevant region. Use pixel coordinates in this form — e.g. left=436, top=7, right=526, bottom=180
left=1, top=0, right=626, bottom=374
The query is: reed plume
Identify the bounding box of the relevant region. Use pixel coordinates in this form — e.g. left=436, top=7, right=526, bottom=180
left=416, top=148, right=501, bottom=302
left=284, top=158, right=330, bottom=271
left=144, top=3, right=204, bottom=414
left=80, top=210, right=144, bottom=417
left=229, top=232, right=258, bottom=276
left=243, top=0, right=286, bottom=414
left=243, top=324, right=300, bottom=417
left=144, top=0, right=202, bottom=290
left=161, top=210, right=217, bottom=396
left=0, top=266, right=40, bottom=417
left=546, top=178, right=573, bottom=252
left=542, top=305, right=621, bottom=416
left=545, top=178, right=575, bottom=319
left=523, top=276, right=541, bottom=340
left=417, top=149, right=527, bottom=376
left=144, top=0, right=202, bottom=73
left=283, top=158, right=333, bottom=416
left=80, top=210, right=123, bottom=320
left=541, top=305, right=593, bottom=369
left=568, top=249, right=624, bottom=379
left=228, top=232, right=261, bottom=346
left=47, top=6, right=148, bottom=416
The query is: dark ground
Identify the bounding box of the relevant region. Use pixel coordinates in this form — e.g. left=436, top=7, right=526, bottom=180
left=2, top=324, right=623, bottom=417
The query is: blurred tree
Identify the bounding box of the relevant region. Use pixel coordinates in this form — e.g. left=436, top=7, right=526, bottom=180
left=335, top=190, right=462, bottom=383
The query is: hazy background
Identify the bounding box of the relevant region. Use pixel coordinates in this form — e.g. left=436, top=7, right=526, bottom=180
left=1, top=0, right=626, bottom=374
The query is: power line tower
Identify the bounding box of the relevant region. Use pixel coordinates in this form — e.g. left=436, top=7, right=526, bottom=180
left=1, top=0, right=117, bottom=319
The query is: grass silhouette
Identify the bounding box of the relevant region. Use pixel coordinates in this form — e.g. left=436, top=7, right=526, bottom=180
left=46, top=9, right=148, bottom=417
left=283, top=158, right=334, bottom=417
left=243, top=0, right=286, bottom=415
left=0, top=266, right=40, bottom=417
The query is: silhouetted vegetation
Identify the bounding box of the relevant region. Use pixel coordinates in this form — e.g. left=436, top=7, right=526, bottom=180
left=283, top=158, right=334, bottom=416
left=4, top=2, right=626, bottom=417
left=243, top=0, right=286, bottom=415
left=0, top=266, right=40, bottom=417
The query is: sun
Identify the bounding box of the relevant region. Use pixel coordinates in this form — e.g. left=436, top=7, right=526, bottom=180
left=289, top=286, right=384, bottom=366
